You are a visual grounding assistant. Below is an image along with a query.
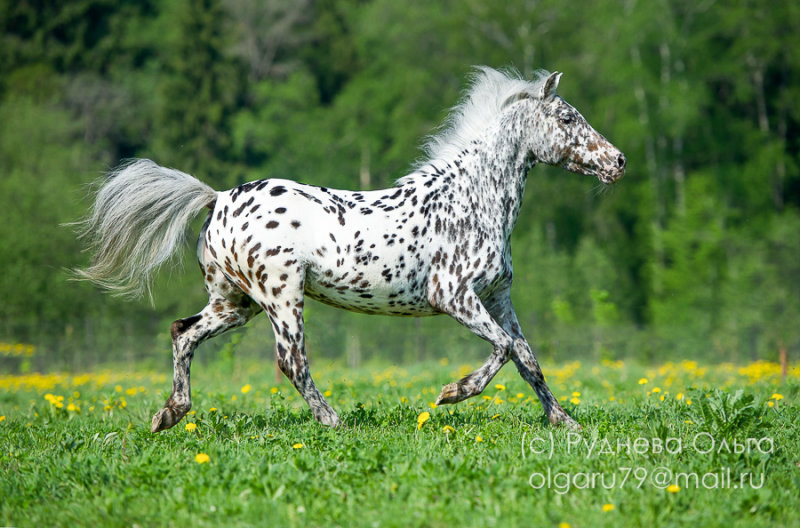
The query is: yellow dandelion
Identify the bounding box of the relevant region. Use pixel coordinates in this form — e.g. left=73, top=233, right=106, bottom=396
left=195, top=453, right=210, bottom=464
left=685, top=420, right=693, bottom=424
left=241, top=384, right=252, bottom=394
left=323, top=390, right=332, bottom=397
left=491, top=414, right=501, bottom=420
left=685, top=399, right=692, bottom=406
left=675, top=392, right=684, bottom=400
left=126, top=387, right=137, bottom=396
left=270, top=387, right=278, bottom=394
left=495, top=384, right=506, bottom=391
left=475, top=435, right=483, bottom=442
left=602, top=503, right=615, bottom=512
left=638, top=378, right=648, bottom=385
left=292, top=443, right=304, bottom=449
left=400, top=396, right=408, bottom=404
left=516, top=392, right=525, bottom=399
left=659, top=395, right=665, bottom=401
left=209, top=407, right=217, bottom=412
left=571, top=391, right=581, bottom=398
left=439, top=357, right=449, bottom=366
left=652, top=387, right=661, bottom=393
left=609, top=396, right=616, bottom=401
left=66, top=403, right=79, bottom=412
left=570, top=397, right=580, bottom=405
left=185, top=422, right=197, bottom=432
left=558, top=523, right=571, bottom=528
left=115, top=385, right=123, bottom=393
left=667, top=484, right=680, bottom=493
left=770, top=393, right=783, bottom=401
left=443, top=425, right=455, bottom=433
left=0, top=416, right=5, bottom=422
left=417, top=411, right=431, bottom=430
left=429, top=402, right=438, bottom=409
left=768, top=401, right=775, bottom=408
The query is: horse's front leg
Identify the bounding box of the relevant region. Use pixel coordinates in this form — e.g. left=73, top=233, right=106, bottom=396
left=488, top=294, right=580, bottom=429
left=430, top=287, right=514, bottom=405
left=433, top=286, right=579, bottom=429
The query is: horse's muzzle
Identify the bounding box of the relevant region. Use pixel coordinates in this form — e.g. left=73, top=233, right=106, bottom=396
left=598, top=152, right=626, bottom=184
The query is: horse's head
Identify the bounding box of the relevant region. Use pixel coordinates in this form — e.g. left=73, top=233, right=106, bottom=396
left=510, top=71, right=626, bottom=184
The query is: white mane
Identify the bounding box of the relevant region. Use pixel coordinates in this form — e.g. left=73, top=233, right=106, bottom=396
left=412, top=66, right=552, bottom=173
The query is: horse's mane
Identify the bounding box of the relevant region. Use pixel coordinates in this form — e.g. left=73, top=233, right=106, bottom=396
left=407, top=66, right=552, bottom=178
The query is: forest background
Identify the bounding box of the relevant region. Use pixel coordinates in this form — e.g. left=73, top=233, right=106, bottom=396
left=1, top=0, right=798, bottom=371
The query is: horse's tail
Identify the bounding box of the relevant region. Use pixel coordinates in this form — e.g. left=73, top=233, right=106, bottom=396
left=72, top=159, right=219, bottom=299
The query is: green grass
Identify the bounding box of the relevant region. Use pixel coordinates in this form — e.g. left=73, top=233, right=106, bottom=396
left=1, top=358, right=798, bottom=527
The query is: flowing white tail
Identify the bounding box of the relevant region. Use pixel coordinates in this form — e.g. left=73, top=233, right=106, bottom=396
left=74, top=159, right=218, bottom=298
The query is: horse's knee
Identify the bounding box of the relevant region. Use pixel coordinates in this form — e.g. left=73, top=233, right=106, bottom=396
left=511, top=338, right=534, bottom=358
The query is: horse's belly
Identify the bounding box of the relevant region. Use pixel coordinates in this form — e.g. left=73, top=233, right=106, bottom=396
left=304, top=270, right=438, bottom=317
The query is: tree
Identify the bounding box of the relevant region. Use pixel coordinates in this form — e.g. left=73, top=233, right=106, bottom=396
left=153, top=0, right=242, bottom=186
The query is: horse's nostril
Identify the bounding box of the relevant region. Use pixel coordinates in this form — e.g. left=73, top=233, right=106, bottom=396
left=617, top=154, right=627, bottom=169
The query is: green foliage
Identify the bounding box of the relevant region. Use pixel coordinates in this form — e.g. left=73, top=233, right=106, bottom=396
left=0, top=0, right=798, bottom=365
left=686, top=388, right=762, bottom=438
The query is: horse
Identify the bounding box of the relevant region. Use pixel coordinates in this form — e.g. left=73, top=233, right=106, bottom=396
left=75, top=67, right=626, bottom=432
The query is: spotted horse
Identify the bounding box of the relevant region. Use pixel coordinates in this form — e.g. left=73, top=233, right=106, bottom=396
left=75, top=67, right=626, bottom=432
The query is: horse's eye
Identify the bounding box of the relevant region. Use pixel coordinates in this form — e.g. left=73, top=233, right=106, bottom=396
left=560, top=115, right=573, bottom=125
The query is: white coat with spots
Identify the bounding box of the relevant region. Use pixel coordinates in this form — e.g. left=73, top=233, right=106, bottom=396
left=75, top=67, right=626, bottom=432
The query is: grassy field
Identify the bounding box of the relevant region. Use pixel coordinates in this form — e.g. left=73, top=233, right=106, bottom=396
left=1, top=354, right=798, bottom=527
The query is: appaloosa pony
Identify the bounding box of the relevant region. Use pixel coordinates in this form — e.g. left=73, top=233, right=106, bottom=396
left=76, top=67, right=626, bottom=432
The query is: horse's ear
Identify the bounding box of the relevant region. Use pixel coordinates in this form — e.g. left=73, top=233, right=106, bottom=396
left=538, top=71, right=562, bottom=100
left=502, top=91, right=532, bottom=109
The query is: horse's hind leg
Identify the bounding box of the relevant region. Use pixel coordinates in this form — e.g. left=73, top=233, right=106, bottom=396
left=253, top=271, right=340, bottom=427
left=151, top=273, right=259, bottom=432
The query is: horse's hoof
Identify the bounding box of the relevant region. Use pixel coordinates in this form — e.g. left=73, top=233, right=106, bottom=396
left=563, top=419, right=582, bottom=431
left=151, top=407, right=180, bottom=433
left=316, top=411, right=341, bottom=428
left=550, top=414, right=581, bottom=431
left=435, top=383, right=460, bottom=405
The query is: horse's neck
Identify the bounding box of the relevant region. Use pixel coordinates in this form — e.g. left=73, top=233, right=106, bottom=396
left=457, top=127, right=532, bottom=238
